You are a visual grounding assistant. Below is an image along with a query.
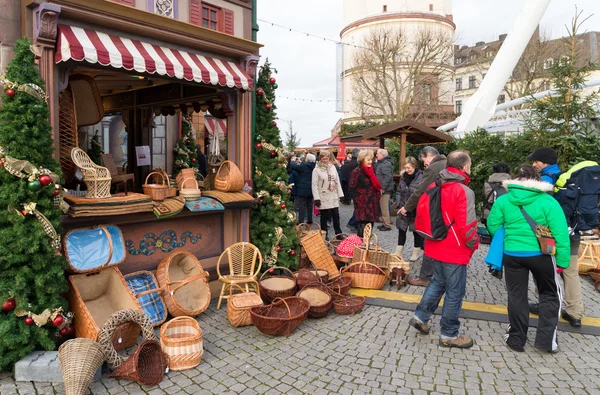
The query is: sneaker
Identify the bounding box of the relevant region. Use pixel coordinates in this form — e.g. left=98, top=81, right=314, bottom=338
left=439, top=336, right=474, bottom=349
left=377, top=225, right=392, bottom=231
left=409, top=317, right=430, bottom=335
left=534, top=345, right=559, bottom=354
left=408, top=276, right=431, bottom=287
left=503, top=329, right=525, bottom=352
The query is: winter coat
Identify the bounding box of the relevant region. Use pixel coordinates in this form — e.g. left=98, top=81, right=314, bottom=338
left=540, top=163, right=561, bottom=185
left=482, top=172, right=511, bottom=221
left=375, top=156, right=395, bottom=195
left=312, top=163, right=344, bottom=209
left=289, top=170, right=299, bottom=196
left=289, top=161, right=316, bottom=197
left=395, top=169, right=423, bottom=231
left=340, top=157, right=358, bottom=182
left=486, top=179, right=570, bottom=268
left=348, top=166, right=381, bottom=222
left=404, top=155, right=447, bottom=212
left=421, top=168, right=479, bottom=265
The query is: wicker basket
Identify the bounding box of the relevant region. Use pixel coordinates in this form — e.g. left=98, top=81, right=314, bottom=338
left=180, top=177, right=201, bottom=201
left=296, top=223, right=321, bottom=239
left=341, top=261, right=387, bottom=290
left=160, top=316, right=203, bottom=371
left=176, top=168, right=195, bottom=190
left=388, top=254, right=410, bottom=272
left=64, top=225, right=125, bottom=274
left=110, top=340, right=168, bottom=386
left=326, top=277, right=352, bottom=300
left=155, top=168, right=177, bottom=198
left=156, top=251, right=211, bottom=317
left=296, top=283, right=332, bottom=318
left=143, top=171, right=169, bottom=201
left=333, top=296, right=366, bottom=315
left=227, top=282, right=263, bottom=327
left=294, top=267, right=319, bottom=289
left=300, top=231, right=341, bottom=279
left=352, top=234, right=389, bottom=269
left=214, top=160, right=244, bottom=192
left=250, top=297, right=310, bottom=336
left=58, top=338, right=105, bottom=395
left=578, top=240, right=600, bottom=274
left=68, top=267, right=143, bottom=350
left=259, top=266, right=298, bottom=303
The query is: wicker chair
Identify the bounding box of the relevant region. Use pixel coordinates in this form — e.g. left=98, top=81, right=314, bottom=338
left=71, top=147, right=112, bottom=198
left=101, top=153, right=135, bottom=194
left=216, top=242, right=262, bottom=309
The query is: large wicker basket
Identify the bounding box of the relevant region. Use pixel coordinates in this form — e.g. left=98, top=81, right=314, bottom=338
left=227, top=282, right=263, bottom=327
left=296, top=283, right=332, bottom=318
left=250, top=297, right=310, bottom=336
left=58, top=338, right=105, bottom=395
left=160, top=316, right=203, bottom=371
left=156, top=251, right=211, bottom=317
left=214, top=160, right=244, bottom=192
left=341, top=261, right=387, bottom=290
left=259, top=266, right=297, bottom=303
left=143, top=171, right=169, bottom=201
left=109, top=340, right=168, bottom=386
left=352, top=233, right=389, bottom=269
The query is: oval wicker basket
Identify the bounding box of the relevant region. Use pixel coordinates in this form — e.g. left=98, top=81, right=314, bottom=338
left=143, top=171, right=169, bottom=201
left=180, top=177, right=201, bottom=201
left=214, top=160, right=244, bottom=192
left=333, top=295, right=366, bottom=315
left=259, top=266, right=298, bottom=303
left=296, top=283, right=332, bottom=318
left=341, top=262, right=387, bottom=290
left=156, top=251, right=211, bottom=317
left=326, top=276, right=352, bottom=300
left=160, top=316, right=203, bottom=371
left=250, top=297, right=310, bottom=336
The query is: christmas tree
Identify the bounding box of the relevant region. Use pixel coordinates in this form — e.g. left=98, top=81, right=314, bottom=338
left=173, top=114, right=199, bottom=175
left=88, top=130, right=104, bottom=165
left=250, top=60, right=299, bottom=269
left=0, top=38, right=69, bottom=370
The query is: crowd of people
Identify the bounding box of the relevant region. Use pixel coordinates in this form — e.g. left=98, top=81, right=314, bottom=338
left=288, top=144, right=598, bottom=354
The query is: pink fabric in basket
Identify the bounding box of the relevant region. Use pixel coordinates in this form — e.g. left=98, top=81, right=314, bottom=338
left=336, top=235, right=363, bottom=258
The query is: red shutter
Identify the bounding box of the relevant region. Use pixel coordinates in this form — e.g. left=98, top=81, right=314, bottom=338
left=190, top=0, right=203, bottom=26
left=222, top=8, right=234, bottom=35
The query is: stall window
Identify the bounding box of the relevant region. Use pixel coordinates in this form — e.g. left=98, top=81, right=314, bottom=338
left=152, top=115, right=167, bottom=170
left=86, top=114, right=128, bottom=167
left=189, top=0, right=234, bottom=34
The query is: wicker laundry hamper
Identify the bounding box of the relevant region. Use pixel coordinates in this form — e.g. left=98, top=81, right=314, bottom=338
left=160, top=316, right=204, bottom=371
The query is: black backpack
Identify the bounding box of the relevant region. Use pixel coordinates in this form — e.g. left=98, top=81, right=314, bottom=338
left=481, top=182, right=507, bottom=224
left=415, top=181, right=454, bottom=241
left=557, top=165, right=600, bottom=231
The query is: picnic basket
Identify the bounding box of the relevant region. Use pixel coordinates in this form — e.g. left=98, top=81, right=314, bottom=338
left=160, top=316, right=203, bottom=371
left=64, top=225, right=125, bottom=274
left=155, top=168, right=176, bottom=198
left=259, top=266, right=297, bottom=303
left=333, top=295, right=366, bottom=315
left=58, top=338, right=105, bottom=395
left=143, top=171, right=169, bottom=201
left=124, top=271, right=167, bottom=327
left=214, top=160, right=244, bottom=192
left=110, top=340, right=168, bottom=386
left=156, top=251, right=210, bottom=317
left=352, top=233, right=389, bottom=269
left=227, top=282, right=263, bottom=327
left=250, top=297, right=310, bottom=336
left=296, top=283, right=332, bottom=318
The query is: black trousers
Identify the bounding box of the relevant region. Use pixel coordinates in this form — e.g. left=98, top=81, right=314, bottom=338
left=320, top=207, right=342, bottom=238
left=397, top=229, right=424, bottom=248
left=504, top=254, right=561, bottom=351
left=341, top=181, right=350, bottom=204
left=294, top=196, right=313, bottom=224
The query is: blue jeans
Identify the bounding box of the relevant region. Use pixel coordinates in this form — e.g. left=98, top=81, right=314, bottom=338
left=347, top=211, right=358, bottom=228
left=414, top=257, right=467, bottom=338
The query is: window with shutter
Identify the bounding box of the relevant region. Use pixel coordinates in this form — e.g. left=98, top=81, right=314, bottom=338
left=190, top=0, right=203, bottom=26
left=223, top=8, right=234, bottom=35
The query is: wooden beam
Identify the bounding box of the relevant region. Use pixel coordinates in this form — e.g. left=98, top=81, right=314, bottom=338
left=399, top=134, right=407, bottom=169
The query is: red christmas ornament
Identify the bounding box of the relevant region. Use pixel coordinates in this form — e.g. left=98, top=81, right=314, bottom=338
left=51, top=315, right=64, bottom=327
left=268, top=268, right=275, bottom=274
left=257, top=88, right=264, bottom=96
left=185, top=117, right=191, bottom=121
left=273, top=121, right=277, bottom=127
left=21, top=209, right=27, bottom=216
left=287, top=190, right=292, bottom=195
left=277, top=163, right=283, bottom=167
left=2, top=298, right=15, bottom=312
left=59, top=327, right=69, bottom=336
left=191, top=158, right=197, bottom=163
left=38, top=174, right=52, bottom=186
left=276, top=246, right=281, bottom=252
left=265, top=103, right=272, bottom=110
left=281, top=204, right=286, bottom=210
left=269, top=77, right=276, bottom=84
left=67, top=326, right=75, bottom=335
left=24, top=317, right=34, bottom=326
left=270, top=151, right=277, bottom=158
left=0, top=160, right=4, bottom=167
left=53, top=189, right=61, bottom=196
left=255, top=143, right=263, bottom=149
left=6, top=88, right=15, bottom=97
left=55, top=247, right=62, bottom=254
left=289, top=250, right=296, bottom=256
left=258, top=198, right=264, bottom=204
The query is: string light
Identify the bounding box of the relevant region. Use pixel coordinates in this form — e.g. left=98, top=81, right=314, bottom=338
left=258, top=19, right=369, bottom=50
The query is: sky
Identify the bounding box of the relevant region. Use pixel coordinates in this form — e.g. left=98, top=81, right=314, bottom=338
left=257, top=0, right=600, bottom=147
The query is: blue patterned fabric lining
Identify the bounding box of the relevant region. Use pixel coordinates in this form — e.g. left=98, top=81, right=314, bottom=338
left=125, top=272, right=167, bottom=326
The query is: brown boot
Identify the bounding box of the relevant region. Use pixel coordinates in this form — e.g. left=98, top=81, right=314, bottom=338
left=408, top=276, right=430, bottom=287
left=439, top=336, right=474, bottom=349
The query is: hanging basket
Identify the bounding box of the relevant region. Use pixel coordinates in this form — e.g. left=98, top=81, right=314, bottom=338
left=143, top=171, right=169, bottom=201
left=58, top=338, right=105, bottom=395
left=109, top=340, right=168, bottom=386
left=214, top=160, right=244, bottom=192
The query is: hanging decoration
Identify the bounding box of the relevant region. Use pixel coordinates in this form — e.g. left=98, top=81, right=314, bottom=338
left=13, top=306, right=73, bottom=330
left=258, top=139, right=286, bottom=161
left=0, top=146, right=59, bottom=185
left=263, top=227, right=286, bottom=268
left=0, top=75, right=47, bottom=103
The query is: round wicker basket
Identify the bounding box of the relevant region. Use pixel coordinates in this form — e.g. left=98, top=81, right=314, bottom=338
left=259, top=266, right=298, bottom=303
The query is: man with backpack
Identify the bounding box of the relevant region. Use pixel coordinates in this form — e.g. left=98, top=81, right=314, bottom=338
left=481, top=163, right=510, bottom=225
left=528, top=147, right=561, bottom=185
left=409, top=150, right=479, bottom=349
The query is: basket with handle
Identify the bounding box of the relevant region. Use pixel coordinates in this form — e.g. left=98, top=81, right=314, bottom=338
left=342, top=234, right=387, bottom=289
left=227, top=282, right=263, bottom=327
left=296, top=282, right=332, bottom=318
left=259, top=266, right=297, bottom=303
left=143, top=171, right=169, bottom=201
left=250, top=296, right=310, bottom=336
left=155, top=168, right=177, bottom=198
left=326, top=276, right=352, bottom=300
left=109, top=340, right=168, bottom=386
left=160, top=316, right=203, bottom=371
left=214, top=160, right=244, bottom=192
left=352, top=232, right=389, bottom=269
left=333, top=295, right=366, bottom=315
left=179, top=177, right=201, bottom=201
left=124, top=271, right=168, bottom=327
left=58, top=338, right=106, bottom=395
left=176, top=168, right=195, bottom=189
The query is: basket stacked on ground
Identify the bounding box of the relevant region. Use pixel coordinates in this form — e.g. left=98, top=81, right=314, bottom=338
left=227, top=282, right=263, bottom=327
left=259, top=266, right=297, bottom=303
left=160, top=316, right=203, bottom=371
left=326, top=277, right=352, bottom=300
left=342, top=234, right=387, bottom=290
left=352, top=233, right=389, bottom=269
left=296, top=283, right=332, bottom=318
left=294, top=267, right=329, bottom=289
left=110, top=340, right=168, bottom=386
left=300, top=231, right=341, bottom=279
left=250, top=297, right=311, bottom=336
left=58, top=338, right=106, bottom=395
left=143, top=171, right=169, bottom=201
left=214, top=160, right=244, bottom=192
left=156, top=251, right=211, bottom=317
left=333, top=296, right=366, bottom=315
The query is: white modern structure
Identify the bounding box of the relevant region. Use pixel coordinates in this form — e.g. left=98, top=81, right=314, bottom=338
left=338, top=0, right=455, bottom=126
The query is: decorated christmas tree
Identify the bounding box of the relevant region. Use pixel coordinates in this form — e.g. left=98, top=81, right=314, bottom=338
left=0, top=38, right=70, bottom=370
left=250, top=60, right=299, bottom=269
left=173, top=114, right=199, bottom=175
left=88, top=130, right=104, bottom=165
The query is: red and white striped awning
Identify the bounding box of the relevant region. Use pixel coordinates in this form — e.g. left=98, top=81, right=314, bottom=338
left=55, top=24, right=253, bottom=91
left=205, top=116, right=227, bottom=137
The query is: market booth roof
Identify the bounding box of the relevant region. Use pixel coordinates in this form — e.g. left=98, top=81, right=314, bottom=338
left=340, top=120, right=452, bottom=145
left=56, top=24, right=254, bottom=91
left=312, top=135, right=378, bottom=150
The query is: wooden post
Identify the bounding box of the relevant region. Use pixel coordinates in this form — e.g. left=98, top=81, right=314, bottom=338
left=399, top=133, right=407, bottom=169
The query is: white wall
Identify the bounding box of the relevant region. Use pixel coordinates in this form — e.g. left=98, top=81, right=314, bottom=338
left=343, top=0, right=452, bottom=26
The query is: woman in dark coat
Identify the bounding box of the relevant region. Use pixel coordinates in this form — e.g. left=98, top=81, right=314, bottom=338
left=395, top=156, right=424, bottom=261
left=348, top=150, right=382, bottom=237
left=289, top=154, right=316, bottom=224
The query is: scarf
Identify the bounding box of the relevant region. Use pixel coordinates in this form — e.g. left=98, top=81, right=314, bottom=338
left=446, top=167, right=471, bottom=185
left=318, top=163, right=338, bottom=191
left=361, top=164, right=382, bottom=191
left=403, top=170, right=417, bottom=187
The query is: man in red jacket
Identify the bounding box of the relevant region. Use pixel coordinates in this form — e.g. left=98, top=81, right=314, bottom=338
left=409, top=150, right=479, bottom=348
